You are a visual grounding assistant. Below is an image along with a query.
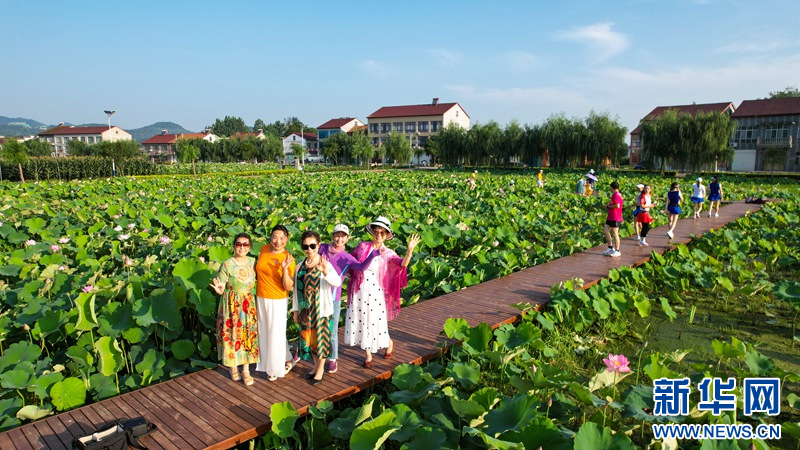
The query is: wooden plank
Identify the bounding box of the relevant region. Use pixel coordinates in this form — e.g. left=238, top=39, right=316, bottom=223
left=109, top=394, right=193, bottom=449
left=145, top=380, right=231, bottom=443
left=133, top=387, right=214, bottom=448
left=161, top=379, right=252, bottom=436
left=97, top=401, right=174, bottom=450
left=5, top=428, right=31, bottom=450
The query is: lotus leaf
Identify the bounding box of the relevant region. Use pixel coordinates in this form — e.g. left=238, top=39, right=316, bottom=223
left=385, top=404, right=422, bottom=442
left=73, top=292, right=99, bottom=331
left=95, top=336, right=124, bottom=377
left=29, top=371, right=63, bottom=400
left=446, top=361, right=480, bottom=389
left=15, top=405, right=52, bottom=421
left=573, top=422, right=635, bottom=450
left=0, top=341, right=42, bottom=372
left=517, top=422, right=571, bottom=450
left=1, top=369, right=34, bottom=390
left=482, top=393, right=540, bottom=436
left=744, top=350, right=776, bottom=376
left=464, top=427, right=524, bottom=449
left=50, top=377, right=86, bottom=411
left=170, top=339, right=195, bottom=360
left=269, top=400, right=299, bottom=439
left=350, top=410, right=401, bottom=450
left=399, top=427, right=447, bottom=450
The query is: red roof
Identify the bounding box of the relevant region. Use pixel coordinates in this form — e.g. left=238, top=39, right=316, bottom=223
left=630, top=102, right=735, bottom=135
left=317, top=118, right=358, bottom=130
left=39, top=125, right=125, bottom=136
left=348, top=125, right=368, bottom=134
left=285, top=132, right=317, bottom=141
left=732, top=97, right=800, bottom=118
left=231, top=131, right=264, bottom=139
left=141, top=132, right=209, bottom=145
left=367, top=102, right=469, bottom=119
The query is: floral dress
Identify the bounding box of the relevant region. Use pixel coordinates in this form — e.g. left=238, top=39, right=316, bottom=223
left=216, top=257, right=259, bottom=367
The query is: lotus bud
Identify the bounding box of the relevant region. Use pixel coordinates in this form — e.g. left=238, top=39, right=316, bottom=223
left=23, top=323, right=30, bottom=331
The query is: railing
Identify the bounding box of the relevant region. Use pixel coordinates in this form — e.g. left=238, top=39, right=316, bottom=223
left=757, top=136, right=793, bottom=148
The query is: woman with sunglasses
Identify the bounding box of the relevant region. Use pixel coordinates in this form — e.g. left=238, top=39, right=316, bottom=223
left=254, top=224, right=297, bottom=381
left=290, top=231, right=342, bottom=385
left=345, top=216, right=421, bottom=368
left=210, top=233, right=260, bottom=386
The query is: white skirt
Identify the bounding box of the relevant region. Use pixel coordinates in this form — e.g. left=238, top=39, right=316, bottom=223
left=344, top=270, right=390, bottom=353
left=255, top=296, right=292, bottom=377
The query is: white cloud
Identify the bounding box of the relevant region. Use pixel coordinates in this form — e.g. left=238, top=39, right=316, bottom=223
left=424, top=48, right=464, bottom=68
left=715, top=39, right=787, bottom=54
left=358, top=59, right=391, bottom=78
left=555, top=22, right=630, bottom=62
left=497, top=51, right=537, bottom=71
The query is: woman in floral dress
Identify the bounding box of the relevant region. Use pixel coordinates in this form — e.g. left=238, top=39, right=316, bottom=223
left=210, top=233, right=259, bottom=386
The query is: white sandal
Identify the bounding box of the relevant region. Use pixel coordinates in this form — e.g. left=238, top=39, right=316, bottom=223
left=285, top=356, right=300, bottom=373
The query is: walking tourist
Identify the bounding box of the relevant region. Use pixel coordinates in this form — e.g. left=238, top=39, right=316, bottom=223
left=666, top=182, right=683, bottom=239
left=633, top=183, right=644, bottom=240
left=345, top=216, right=421, bottom=368
left=602, top=182, right=624, bottom=258
left=291, top=231, right=342, bottom=385
left=255, top=224, right=298, bottom=381
left=636, top=185, right=657, bottom=247
left=209, top=233, right=259, bottom=386
left=576, top=177, right=586, bottom=196
left=317, top=224, right=380, bottom=373
left=707, top=176, right=723, bottom=217
left=691, top=177, right=706, bottom=218
left=537, top=169, right=544, bottom=188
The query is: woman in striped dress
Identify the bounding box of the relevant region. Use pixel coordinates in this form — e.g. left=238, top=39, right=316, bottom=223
left=291, top=230, right=342, bottom=385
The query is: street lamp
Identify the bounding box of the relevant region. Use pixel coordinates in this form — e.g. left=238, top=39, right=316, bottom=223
left=104, top=110, right=116, bottom=129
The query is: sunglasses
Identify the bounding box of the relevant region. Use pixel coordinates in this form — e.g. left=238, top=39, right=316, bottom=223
left=235, top=242, right=250, bottom=248
left=301, top=243, right=318, bottom=250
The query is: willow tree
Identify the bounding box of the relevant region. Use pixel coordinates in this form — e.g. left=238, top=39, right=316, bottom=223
left=583, top=111, right=627, bottom=167
left=543, top=114, right=584, bottom=168
left=521, top=124, right=545, bottom=167
left=498, top=120, right=524, bottom=165
left=176, top=139, right=201, bottom=175
left=436, top=123, right=468, bottom=166
left=349, top=130, right=374, bottom=167
left=640, top=109, right=681, bottom=175
left=467, top=121, right=502, bottom=166
left=1, top=138, right=28, bottom=182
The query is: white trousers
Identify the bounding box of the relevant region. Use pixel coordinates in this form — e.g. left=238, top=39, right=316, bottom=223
left=255, top=296, right=292, bottom=377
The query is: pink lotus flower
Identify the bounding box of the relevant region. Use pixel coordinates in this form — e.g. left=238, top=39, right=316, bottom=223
left=296, top=217, right=304, bottom=222
left=82, top=285, right=94, bottom=293
left=113, top=214, right=121, bottom=219
left=245, top=206, right=251, bottom=211
left=186, top=201, right=192, bottom=207
left=50, top=245, right=60, bottom=252
left=123, top=256, right=133, bottom=266
left=603, top=353, right=631, bottom=373
left=114, top=226, right=123, bottom=232
left=493, top=240, right=499, bottom=247
left=25, top=239, right=36, bottom=247
left=199, top=257, right=206, bottom=263
left=127, top=223, right=136, bottom=229
left=206, top=235, right=213, bottom=242
left=58, top=237, right=70, bottom=244
left=118, top=234, right=130, bottom=241
left=58, top=265, right=67, bottom=271
left=159, top=236, right=171, bottom=245
left=228, top=197, right=233, bottom=202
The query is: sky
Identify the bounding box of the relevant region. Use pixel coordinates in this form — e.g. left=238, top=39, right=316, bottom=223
left=2, top=0, right=799, bottom=135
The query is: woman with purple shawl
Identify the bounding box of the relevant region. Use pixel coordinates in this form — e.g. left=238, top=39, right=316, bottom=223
left=345, top=216, right=421, bottom=368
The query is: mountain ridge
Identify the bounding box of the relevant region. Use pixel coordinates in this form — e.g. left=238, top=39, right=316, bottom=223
left=0, top=116, right=195, bottom=142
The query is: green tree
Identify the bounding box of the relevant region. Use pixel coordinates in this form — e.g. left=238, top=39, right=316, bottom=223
left=349, top=130, right=374, bottom=167
left=290, top=142, right=307, bottom=167
left=67, top=139, right=91, bottom=156
left=176, top=139, right=201, bottom=175
left=207, top=116, right=249, bottom=137
left=321, top=140, right=341, bottom=165
left=93, top=140, right=140, bottom=159
left=435, top=123, right=468, bottom=166
left=253, top=119, right=268, bottom=133
left=258, top=135, right=283, bottom=162
left=768, top=86, right=800, bottom=99
left=322, top=132, right=350, bottom=165
left=640, top=109, right=681, bottom=175
left=24, top=139, right=51, bottom=157
left=384, top=131, right=413, bottom=166
left=583, top=111, right=627, bottom=167
left=264, top=120, right=287, bottom=138
left=1, top=138, right=28, bottom=182
left=500, top=120, right=524, bottom=166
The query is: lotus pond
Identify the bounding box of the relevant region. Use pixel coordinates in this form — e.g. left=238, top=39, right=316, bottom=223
left=0, top=170, right=798, bottom=448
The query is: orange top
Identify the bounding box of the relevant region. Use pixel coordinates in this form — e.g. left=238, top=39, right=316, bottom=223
left=255, top=245, right=295, bottom=299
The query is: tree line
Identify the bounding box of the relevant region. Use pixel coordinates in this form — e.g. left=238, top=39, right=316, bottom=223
left=207, top=116, right=317, bottom=138
left=433, top=111, right=629, bottom=168
left=639, top=110, right=735, bottom=174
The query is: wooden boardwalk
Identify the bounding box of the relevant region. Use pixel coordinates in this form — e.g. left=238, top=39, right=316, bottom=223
left=0, top=202, right=761, bottom=449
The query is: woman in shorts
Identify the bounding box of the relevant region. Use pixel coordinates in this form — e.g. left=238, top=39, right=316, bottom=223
left=665, top=182, right=683, bottom=239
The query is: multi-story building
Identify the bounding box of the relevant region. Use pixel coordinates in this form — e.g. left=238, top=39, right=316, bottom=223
left=141, top=130, right=219, bottom=163
left=629, top=102, right=735, bottom=165
left=316, top=118, right=364, bottom=141
left=366, top=98, right=470, bottom=151
left=730, top=97, right=800, bottom=172
left=38, top=125, right=133, bottom=156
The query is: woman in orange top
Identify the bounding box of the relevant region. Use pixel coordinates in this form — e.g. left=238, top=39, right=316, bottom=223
left=255, top=224, right=298, bottom=381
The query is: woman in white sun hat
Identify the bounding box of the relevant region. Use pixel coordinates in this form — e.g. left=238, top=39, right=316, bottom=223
left=317, top=224, right=381, bottom=374
left=345, top=216, right=421, bottom=368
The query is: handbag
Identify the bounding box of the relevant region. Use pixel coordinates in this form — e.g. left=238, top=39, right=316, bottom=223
left=72, top=417, right=158, bottom=450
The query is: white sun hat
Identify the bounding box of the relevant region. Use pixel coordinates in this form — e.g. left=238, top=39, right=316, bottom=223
left=333, top=224, right=350, bottom=236
left=365, top=216, right=394, bottom=240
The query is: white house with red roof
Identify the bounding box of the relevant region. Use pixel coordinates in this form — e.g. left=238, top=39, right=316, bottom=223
left=141, top=129, right=219, bottom=163
left=730, top=97, right=800, bottom=172
left=316, top=118, right=364, bottom=141
left=231, top=129, right=267, bottom=140
left=367, top=98, right=469, bottom=151
left=38, top=125, right=133, bottom=156
left=629, top=102, right=735, bottom=166
left=282, top=131, right=319, bottom=161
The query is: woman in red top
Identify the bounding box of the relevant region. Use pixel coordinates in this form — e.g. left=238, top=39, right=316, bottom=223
left=635, top=185, right=657, bottom=247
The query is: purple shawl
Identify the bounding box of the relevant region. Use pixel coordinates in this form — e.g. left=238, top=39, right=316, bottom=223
left=347, top=241, right=408, bottom=321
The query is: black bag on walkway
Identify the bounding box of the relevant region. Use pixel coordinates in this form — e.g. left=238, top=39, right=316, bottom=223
left=72, top=417, right=157, bottom=450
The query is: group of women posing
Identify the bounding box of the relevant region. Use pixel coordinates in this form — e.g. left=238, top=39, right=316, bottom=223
left=210, top=217, right=420, bottom=386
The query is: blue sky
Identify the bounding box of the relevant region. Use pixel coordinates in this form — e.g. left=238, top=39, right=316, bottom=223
left=2, top=0, right=799, bottom=135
